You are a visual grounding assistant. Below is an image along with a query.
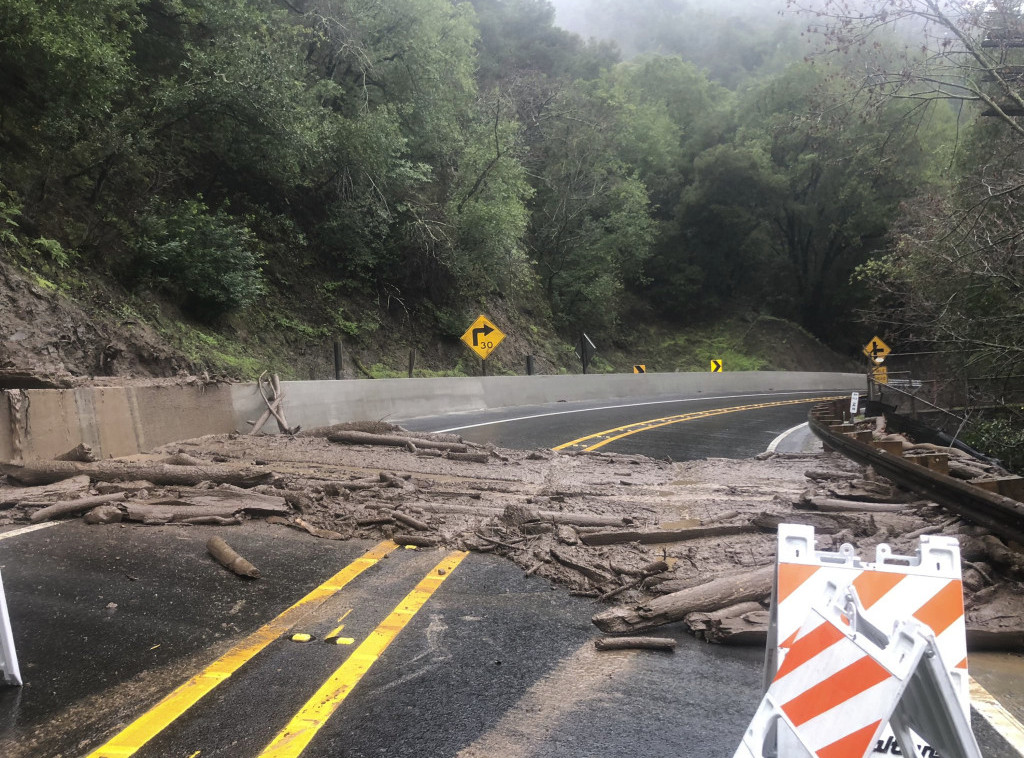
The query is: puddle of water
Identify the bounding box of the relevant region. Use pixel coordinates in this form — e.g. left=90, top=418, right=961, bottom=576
left=971, top=652, right=1024, bottom=717
left=659, top=519, right=701, bottom=530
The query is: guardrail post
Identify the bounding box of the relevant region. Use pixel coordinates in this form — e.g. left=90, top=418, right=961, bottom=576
left=526, top=355, right=535, bottom=375
left=333, top=339, right=345, bottom=380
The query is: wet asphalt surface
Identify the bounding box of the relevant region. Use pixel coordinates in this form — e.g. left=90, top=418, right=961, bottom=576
left=0, top=388, right=1020, bottom=757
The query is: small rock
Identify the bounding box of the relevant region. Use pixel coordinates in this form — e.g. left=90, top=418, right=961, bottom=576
left=502, top=502, right=541, bottom=526
left=556, top=525, right=579, bottom=546
left=83, top=505, right=124, bottom=525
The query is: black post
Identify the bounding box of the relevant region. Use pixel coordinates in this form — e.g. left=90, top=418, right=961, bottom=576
left=526, top=354, right=535, bottom=376
left=408, top=348, right=416, bottom=378
left=482, top=357, right=487, bottom=377
left=333, top=339, right=344, bottom=380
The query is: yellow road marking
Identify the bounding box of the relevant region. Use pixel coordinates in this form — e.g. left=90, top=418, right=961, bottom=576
left=258, top=551, right=469, bottom=758
left=552, top=396, right=843, bottom=452
left=85, top=541, right=399, bottom=758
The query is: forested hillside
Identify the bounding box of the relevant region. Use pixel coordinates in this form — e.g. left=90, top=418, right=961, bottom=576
left=0, top=0, right=1021, bottom=428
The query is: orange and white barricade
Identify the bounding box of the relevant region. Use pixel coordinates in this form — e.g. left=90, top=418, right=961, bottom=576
left=0, top=567, right=21, bottom=686
left=734, top=524, right=980, bottom=758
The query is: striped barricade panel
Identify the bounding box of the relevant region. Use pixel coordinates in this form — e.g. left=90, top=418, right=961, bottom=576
left=767, top=524, right=967, bottom=756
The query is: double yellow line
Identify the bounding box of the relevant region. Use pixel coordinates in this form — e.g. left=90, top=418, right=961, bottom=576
left=87, top=542, right=468, bottom=758
left=553, top=396, right=844, bottom=453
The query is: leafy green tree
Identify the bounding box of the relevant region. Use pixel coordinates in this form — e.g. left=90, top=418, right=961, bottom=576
left=652, top=62, right=951, bottom=340
left=131, top=197, right=265, bottom=319
left=527, top=82, right=656, bottom=332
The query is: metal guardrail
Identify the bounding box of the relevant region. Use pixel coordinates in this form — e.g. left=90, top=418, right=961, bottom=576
left=807, top=401, right=1024, bottom=546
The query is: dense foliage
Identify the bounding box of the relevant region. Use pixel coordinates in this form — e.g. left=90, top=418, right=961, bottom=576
left=0, top=0, right=965, bottom=353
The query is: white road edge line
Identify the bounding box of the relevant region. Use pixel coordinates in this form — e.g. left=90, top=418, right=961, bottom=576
left=767, top=422, right=809, bottom=453
left=971, top=676, right=1024, bottom=756
left=0, top=522, right=63, bottom=541
left=429, top=391, right=837, bottom=434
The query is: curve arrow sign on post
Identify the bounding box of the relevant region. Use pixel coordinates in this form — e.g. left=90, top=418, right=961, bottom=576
left=461, top=315, right=505, bottom=360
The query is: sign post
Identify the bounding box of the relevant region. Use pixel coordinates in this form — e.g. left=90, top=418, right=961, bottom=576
left=577, top=333, right=596, bottom=374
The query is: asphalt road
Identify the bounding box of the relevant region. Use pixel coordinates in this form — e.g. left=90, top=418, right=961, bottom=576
left=0, top=387, right=1020, bottom=758
left=397, top=389, right=842, bottom=459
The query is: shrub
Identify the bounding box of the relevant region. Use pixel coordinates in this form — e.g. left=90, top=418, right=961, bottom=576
left=132, top=198, right=265, bottom=320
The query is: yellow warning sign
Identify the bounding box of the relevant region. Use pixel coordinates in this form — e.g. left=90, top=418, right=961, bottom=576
left=872, top=365, right=888, bottom=384
left=460, top=315, right=505, bottom=360
left=862, top=335, right=891, bottom=364
left=710, top=359, right=723, bottom=373
left=633, top=365, right=646, bottom=374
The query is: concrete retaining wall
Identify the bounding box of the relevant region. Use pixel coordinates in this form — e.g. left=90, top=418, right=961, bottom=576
left=2, top=371, right=864, bottom=463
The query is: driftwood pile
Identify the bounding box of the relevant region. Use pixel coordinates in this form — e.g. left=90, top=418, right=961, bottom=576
left=1, top=420, right=1022, bottom=650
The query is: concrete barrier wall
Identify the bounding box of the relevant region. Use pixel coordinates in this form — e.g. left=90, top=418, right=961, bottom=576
left=2, top=371, right=864, bottom=462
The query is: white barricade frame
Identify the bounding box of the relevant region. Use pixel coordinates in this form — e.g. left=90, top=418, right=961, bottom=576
left=0, top=567, right=21, bottom=686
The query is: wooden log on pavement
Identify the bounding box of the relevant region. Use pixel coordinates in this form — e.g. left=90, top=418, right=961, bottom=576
left=594, top=636, right=676, bottom=652
left=0, top=460, right=278, bottom=488
left=0, top=474, right=92, bottom=508
left=685, top=601, right=769, bottom=645
left=30, top=492, right=126, bottom=523
left=797, top=495, right=909, bottom=513
left=207, top=537, right=261, bottom=578
left=393, top=511, right=430, bottom=531
left=592, top=566, right=774, bottom=634
left=327, top=430, right=467, bottom=452
left=392, top=533, right=439, bottom=548
left=750, top=512, right=842, bottom=534
left=579, top=523, right=755, bottom=547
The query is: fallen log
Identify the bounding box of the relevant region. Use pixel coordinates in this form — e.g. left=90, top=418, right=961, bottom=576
left=539, top=511, right=636, bottom=528
left=797, top=496, right=909, bottom=513
left=804, top=469, right=860, bottom=482
left=182, top=516, right=242, bottom=526
left=163, top=490, right=290, bottom=516
left=294, top=517, right=346, bottom=540
left=30, top=492, right=126, bottom=523
left=327, top=430, right=467, bottom=452
left=579, top=523, right=755, bottom=547
left=979, top=535, right=1024, bottom=576
left=592, top=566, right=774, bottom=634
left=393, top=512, right=430, bottom=531
left=0, top=474, right=92, bottom=508
left=594, top=636, right=676, bottom=652
left=446, top=451, right=490, bottom=464
left=685, top=601, right=769, bottom=645
left=392, top=533, right=439, bottom=547
left=750, top=512, right=842, bottom=534
left=550, top=548, right=615, bottom=584
left=0, top=460, right=278, bottom=488
left=123, top=490, right=288, bottom=523
left=207, top=537, right=260, bottom=578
